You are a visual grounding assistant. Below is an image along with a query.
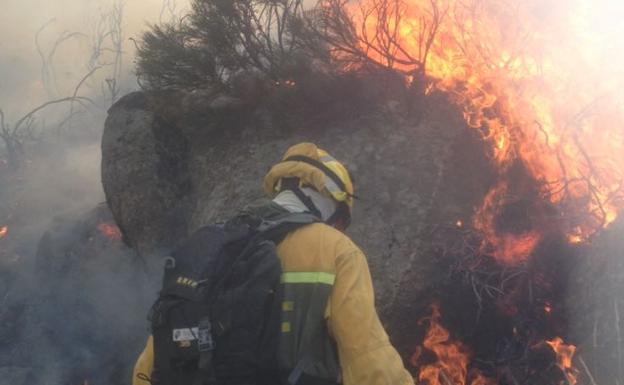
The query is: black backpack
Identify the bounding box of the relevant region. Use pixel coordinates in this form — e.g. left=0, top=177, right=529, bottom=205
left=147, top=211, right=318, bottom=385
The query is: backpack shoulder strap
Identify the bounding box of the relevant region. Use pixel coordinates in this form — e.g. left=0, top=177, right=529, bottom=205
left=257, top=212, right=319, bottom=243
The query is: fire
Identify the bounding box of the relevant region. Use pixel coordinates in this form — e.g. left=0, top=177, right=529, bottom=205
left=276, top=80, right=297, bottom=87
left=546, top=337, right=579, bottom=385
left=472, top=181, right=541, bottom=264
left=342, top=0, right=624, bottom=263
left=567, top=228, right=584, bottom=244
left=0, top=226, right=7, bottom=239
left=97, top=223, right=122, bottom=242
left=412, top=304, right=494, bottom=385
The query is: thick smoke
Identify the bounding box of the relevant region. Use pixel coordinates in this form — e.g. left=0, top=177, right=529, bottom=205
left=0, top=1, right=188, bottom=384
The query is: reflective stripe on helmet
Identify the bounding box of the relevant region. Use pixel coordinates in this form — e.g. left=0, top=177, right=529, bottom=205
left=318, top=155, right=336, bottom=163
left=324, top=177, right=342, bottom=195
left=282, top=155, right=354, bottom=208
left=318, top=152, right=354, bottom=207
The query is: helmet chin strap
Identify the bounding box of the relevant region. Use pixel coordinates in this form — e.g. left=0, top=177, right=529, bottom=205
left=277, top=155, right=354, bottom=228
left=276, top=178, right=350, bottom=230
left=279, top=178, right=323, bottom=220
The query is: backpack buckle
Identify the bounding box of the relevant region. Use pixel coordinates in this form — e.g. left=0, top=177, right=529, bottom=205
left=164, top=256, right=176, bottom=269
left=256, top=219, right=278, bottom=233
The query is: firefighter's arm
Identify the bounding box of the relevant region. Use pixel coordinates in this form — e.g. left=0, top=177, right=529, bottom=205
left=328, top=243, right=415, bottom=385
left=133, top=335, right=154, bottom=385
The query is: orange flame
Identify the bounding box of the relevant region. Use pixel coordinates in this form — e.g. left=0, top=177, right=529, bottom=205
left=412, top=304, right=494, bottom=385
left=544, top=302, right=553, bottom=315
left=472, top=181, right=541, bottom=264
left=97, top=223, right=122, bottom=242
left=0, top=226, right=7, bottom=239
left=546, top=337, right=579, bottom=385
left=345, top=0, right=624, bottom=263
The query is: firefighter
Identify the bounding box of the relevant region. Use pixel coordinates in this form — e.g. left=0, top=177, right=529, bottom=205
left=133, top=142, right=414, bottom=385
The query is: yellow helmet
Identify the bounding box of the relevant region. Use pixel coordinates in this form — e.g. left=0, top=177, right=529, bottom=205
left=264, top=143, right=355, bottom=225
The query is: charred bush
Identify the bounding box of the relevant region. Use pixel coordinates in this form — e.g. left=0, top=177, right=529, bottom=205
left=136, top=0, right=330, bottom=91
left=135, top=0, right=437, bottom=124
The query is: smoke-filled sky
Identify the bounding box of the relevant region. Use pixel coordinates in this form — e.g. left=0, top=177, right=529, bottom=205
left=0, top=0, right=189, bottom=116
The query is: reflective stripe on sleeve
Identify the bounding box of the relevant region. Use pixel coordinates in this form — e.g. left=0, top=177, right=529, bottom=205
left=281, top=272, right=336, bottom=285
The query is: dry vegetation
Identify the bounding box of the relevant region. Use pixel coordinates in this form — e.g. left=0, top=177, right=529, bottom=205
left=135, top=0, right=444, bottom=90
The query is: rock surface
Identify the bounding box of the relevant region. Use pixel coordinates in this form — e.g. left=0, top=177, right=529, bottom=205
left=567, top=218, right=624, bottom=383
left=101, top=89, right=495, bottom=359
left=102, top=92, right=192, bottom=255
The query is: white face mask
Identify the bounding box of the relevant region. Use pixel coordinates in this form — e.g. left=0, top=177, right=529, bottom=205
left=273, top=188, right=337, bottom=221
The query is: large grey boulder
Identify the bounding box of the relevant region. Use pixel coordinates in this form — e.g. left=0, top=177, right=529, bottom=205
left=100, top=84, right=623, bottom=383
left=102, top=92, right=192, bottom=256
left=101, top=89, right=493, bottom=359
left=566, top=218, right=624, bottom=383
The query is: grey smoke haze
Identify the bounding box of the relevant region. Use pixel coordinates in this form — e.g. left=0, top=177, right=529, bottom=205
left=0, top=0, right=189, bottom=116
left=0, top=2, right=187, bottom=384
left=0, top=0, right=190, bottom=239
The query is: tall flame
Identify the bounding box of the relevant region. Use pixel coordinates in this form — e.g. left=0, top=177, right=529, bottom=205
left=344, top=0, right=624, bottom=263
left=546, top=337, right=579, bottom=385
left=0, top=226, right=7, bottom=239
left=412, top=304, right=494, bottom=385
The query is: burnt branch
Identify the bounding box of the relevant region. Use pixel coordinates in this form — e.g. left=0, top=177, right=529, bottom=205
left=317, top=0, right=445, bottom=77
left=35, top=20, right=86, bottom=97
left=83, top=1, right=126, bottom=106
left=533, top=93, right=622, bottom=239
left=136, top=0, right=445, bottom=90
left=107, top=1, right=124, bottom=103
left=0, top=97, right=94, bottom=169
left=35, top=19, right=56, bottom=96
left=66, top=66, right=102, bottom=133
left=160, top=0, right=180, bottom=24
left=137, top=0, right=320, bottom=90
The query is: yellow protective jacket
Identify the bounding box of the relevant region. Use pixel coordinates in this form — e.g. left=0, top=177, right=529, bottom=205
left=133, top=221, right=414, bottom=385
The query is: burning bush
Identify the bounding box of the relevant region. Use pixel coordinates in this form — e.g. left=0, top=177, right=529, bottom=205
left=135, top=0, right=428, bottom=122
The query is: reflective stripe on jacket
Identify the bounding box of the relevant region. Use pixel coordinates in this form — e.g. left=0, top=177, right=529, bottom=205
left=133, top=222, right=414, bottom=385
left=277, top=262, right=341, bottom=383
left=277, top=222, right=414, bottom=385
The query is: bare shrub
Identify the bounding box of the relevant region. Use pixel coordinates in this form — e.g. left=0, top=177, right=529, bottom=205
left=137, top=0, right=329, bottom=90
